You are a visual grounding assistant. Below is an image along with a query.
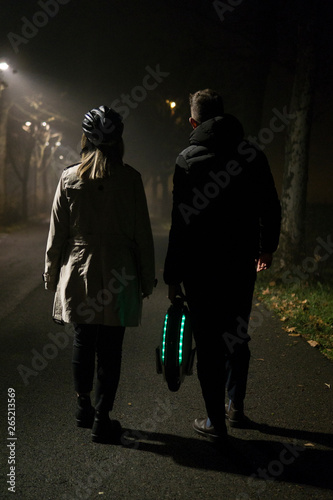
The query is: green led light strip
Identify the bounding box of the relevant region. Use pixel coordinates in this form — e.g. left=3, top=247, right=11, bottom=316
left=178, top=314, right=186, bottom=365
left=162, top=313, right=168, bottom=364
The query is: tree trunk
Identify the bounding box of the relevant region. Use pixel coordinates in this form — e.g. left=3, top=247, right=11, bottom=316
left=21, top=133, right=35, bottom=221
left=279, top=23, right=317, bottom=268
left=0, top=100, right=10, bottom=224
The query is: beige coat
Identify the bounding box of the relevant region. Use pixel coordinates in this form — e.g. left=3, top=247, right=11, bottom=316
left=44, top=163, right=155, bottom=326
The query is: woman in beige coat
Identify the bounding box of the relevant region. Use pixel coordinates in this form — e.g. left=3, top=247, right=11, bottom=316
left=44, top=105, right=155, bottom=444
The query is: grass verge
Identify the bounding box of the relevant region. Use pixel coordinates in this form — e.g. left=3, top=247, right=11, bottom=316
left=255, top=274, right=333, bottom=362
left=255, top=204, right=333, bottom=362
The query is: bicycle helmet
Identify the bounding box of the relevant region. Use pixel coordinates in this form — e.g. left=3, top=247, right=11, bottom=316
left=82, top=105, right=124, bottom=147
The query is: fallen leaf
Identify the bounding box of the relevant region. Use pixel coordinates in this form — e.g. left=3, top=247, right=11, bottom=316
left=288, top=333, right=301, bottom=337
left=255, top=358, right=265, bottom=361
left=325, top=383, right=331, bottom=389
left=283, top=326, right=297, bottom=333
left=262, top=288, right=270, bottom=295
left=304, top=442, right=315, bottom=447
left=307, top=340, right=319, bottom=348
left=280, top=316, right=287, bottom=322
left=269, top=281, right=276, bottom=287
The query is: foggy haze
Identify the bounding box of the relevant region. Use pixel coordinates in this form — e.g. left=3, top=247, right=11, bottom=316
left=0, top=0, right=333, bottom=226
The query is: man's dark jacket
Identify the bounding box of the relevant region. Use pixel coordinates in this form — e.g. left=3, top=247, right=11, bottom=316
left=163, top=114, right=281, bottom=285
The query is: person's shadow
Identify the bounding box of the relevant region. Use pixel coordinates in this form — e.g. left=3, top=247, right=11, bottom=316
left=119, top=419, right=333, bottom=493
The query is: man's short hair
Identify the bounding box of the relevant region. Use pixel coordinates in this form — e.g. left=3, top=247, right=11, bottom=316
left=189, top=89, right=224, bottom=123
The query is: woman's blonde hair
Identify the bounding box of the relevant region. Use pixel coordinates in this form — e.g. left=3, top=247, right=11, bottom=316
left=77, top=133, right=124, bottom=179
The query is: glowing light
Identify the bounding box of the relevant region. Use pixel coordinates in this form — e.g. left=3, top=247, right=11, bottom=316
left=25, top=121, right=32, bottom=127
left=166, top=99, right=177, bottom=110
left=161, top=313, right=168, bottom=364
left=178, top=315, right=186, bottom=365
left=55, top=141, right=61, bottom=147
left=41, top=122, right=47, bottom=127
left=0, top=62, right=9, bottom=71
left=59, top=155, right=64, bottom=160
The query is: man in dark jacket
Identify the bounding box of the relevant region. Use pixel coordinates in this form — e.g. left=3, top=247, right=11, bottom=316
left=164, top=89, right=281, bottom=441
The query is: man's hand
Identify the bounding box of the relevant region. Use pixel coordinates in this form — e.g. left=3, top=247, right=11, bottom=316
left=168, top=284, right=184, bottom=304
left=256, top=253, right=273, bottom=272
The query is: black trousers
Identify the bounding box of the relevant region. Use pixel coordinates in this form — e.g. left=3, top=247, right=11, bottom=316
left=184, top=264, right=256, bottom=430
left=72, top=324, right=125, bottom=413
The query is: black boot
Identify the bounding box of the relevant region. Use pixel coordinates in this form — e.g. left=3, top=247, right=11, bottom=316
left=76, top=395, right=95, bottom=428
left=92, top=411, right=122, bottom=444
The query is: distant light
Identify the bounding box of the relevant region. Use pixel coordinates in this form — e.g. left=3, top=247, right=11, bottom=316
left=55, top=141, right=61, bottom=147
left=59, top=155, right=64, bottom=160
left=0, top=62, right=9, bottom=71
left=166, top=99, right=176, bottom=110
left=25, top=121, right=32, bottom=127
left=41, top=122, right=47, bottom=127
left=45, top=141, right=49, bottom=146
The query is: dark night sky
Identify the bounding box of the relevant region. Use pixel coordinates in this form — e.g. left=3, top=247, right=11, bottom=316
left=1, top=0, right=333, bottom=202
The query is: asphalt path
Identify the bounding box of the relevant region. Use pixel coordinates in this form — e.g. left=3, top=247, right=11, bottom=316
left=0, top=221, right=333, bottom=500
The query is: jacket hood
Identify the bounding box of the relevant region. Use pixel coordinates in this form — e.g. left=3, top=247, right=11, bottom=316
left=189, top=114, right=244, bottom=152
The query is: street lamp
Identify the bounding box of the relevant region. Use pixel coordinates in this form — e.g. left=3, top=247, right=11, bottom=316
left=166, top=99, right=176, bottom=110
left=0, top=62, right=9, bottom=71
left=0, top=61, right=10, bottom=96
